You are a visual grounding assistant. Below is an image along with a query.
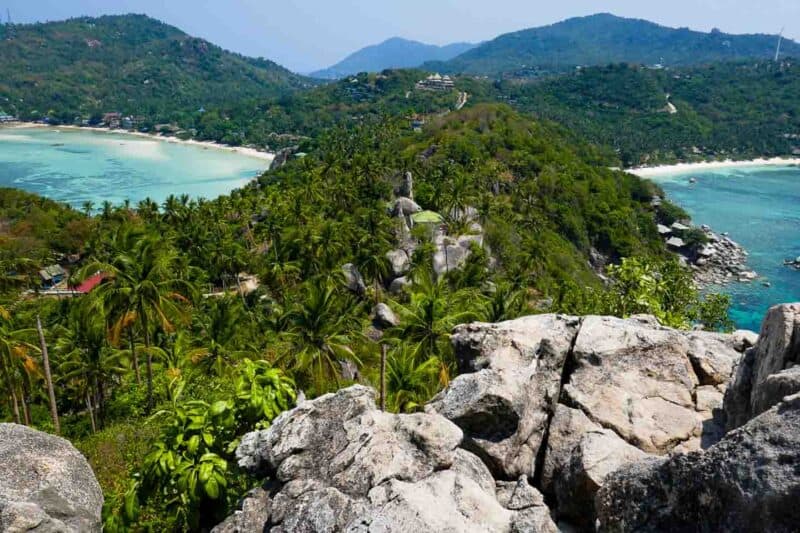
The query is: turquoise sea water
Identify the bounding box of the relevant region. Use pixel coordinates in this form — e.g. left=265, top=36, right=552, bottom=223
left=654, top=165, right=800, bottom=331
left=0, top=127, right=269, bottom=207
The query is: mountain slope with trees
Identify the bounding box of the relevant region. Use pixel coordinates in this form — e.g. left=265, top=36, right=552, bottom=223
left=429, top=13, right=799, bottom=75
left=310, top=37, right=475, bottom=79
left=0, top=14, right=312, bottom=124
left=0, top=104, right=730, bottom=529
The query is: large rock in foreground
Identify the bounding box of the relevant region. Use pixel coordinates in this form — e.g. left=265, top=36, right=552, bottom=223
left=225, top=386, right=557, bottom=532
left=428, top=313, right=746, bottom=527
left=0, top=423, right=104, bottom=533
left=596, top=393, right=800, bottom=532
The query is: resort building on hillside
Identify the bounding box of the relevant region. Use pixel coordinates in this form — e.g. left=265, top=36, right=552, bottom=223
left=416, top=73, right=455, bottom=91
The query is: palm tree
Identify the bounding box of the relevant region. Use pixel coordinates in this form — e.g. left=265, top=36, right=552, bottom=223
left=55, top=297, right=126, bottom=431
left=0, top=307, right=39, bottom=424
left=190, top=297, right=254, bottom=377
left=279, top=277, right=363, bottom=394
left=85, top=235, right=193, bottom=412
left=390, top=271, right=482, bottom=362
left=385, top=345, right=442, bottom=413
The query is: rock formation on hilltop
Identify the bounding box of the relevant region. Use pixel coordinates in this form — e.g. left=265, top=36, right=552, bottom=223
left=0, top=423, right=104, bottom=533
left=208, top=302, right=800, bottom=532
left=214, top=386, right=556, bottom=532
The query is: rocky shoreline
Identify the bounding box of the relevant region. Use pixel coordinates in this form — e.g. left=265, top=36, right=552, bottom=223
left=658, top=221, right=758, bottom=287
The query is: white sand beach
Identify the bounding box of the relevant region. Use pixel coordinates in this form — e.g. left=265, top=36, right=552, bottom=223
left=1, top=122, right=275, bottom=163
left=629, top=157, right=800, bottom=177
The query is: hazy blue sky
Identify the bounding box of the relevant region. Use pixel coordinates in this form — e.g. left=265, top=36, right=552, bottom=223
left=3, top=0, right=799, bottom=72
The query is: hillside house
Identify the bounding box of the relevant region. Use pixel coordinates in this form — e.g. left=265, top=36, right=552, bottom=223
left=39, top=265, right=66, bottom=289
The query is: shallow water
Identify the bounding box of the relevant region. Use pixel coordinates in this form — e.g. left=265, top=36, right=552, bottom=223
left=0, top=127, right=269, bottom=208
left=655, top=166, right=800, bottom=331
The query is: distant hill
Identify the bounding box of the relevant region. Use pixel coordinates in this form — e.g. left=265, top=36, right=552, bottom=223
left=0, top=14, right=312, bottom=124
left=310, top=37, right=475, bottom=79
left=428, top=13, right=800, bottom=75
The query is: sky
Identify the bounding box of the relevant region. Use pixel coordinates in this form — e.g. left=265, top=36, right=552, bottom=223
left=3, top=0, right=799, bottom=73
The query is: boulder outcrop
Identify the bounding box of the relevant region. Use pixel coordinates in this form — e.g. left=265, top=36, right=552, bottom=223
left=725, top=303, right=800, bottom=429
left=0, top=423, right=104, bottom=533
left=596, top=393, right=800, bottom=532
left=229, top=386, right=558, bottom=532
left=429, top=313, right=746, bottom=526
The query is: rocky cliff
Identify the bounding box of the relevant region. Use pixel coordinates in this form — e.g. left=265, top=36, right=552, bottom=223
left=216, top=305, right=800, bottom=532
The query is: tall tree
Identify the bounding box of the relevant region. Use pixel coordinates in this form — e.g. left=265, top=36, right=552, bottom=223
left=86, top=235, right=193, bottom=412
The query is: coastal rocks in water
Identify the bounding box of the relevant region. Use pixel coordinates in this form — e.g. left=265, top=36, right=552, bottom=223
left=341, top=263, right=367, bottom=296
left=427, top=314, right=580, bottom=480
left=663, top=223, right=752, bottom=287
left=229, top=386, right=557, bottom=532
left=372, top=303, right=399, bottom=329
left=725, top=303, right=800, bottom=429
left=0, top=423, right=104, bottom=533
left=596, top=392, right=800, bottom=532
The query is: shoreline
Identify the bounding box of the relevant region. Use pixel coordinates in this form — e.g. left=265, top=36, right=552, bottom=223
left=628, top=157, right=800, bottom=178
left=1, top=122, right=275, bottom=163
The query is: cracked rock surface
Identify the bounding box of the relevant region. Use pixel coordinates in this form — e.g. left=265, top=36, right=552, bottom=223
left=429, top=313, right=745, bottom=527
left=218, top=385, right=556, bottom=532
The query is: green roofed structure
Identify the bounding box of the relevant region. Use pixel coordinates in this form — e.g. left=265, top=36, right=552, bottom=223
left=411, top=210, right=444, bottom=225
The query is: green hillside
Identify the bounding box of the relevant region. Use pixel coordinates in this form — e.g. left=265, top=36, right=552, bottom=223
left=0, top=14, right=312, bottom=124
left=430, top=13, right=799, bottom=75
left=495, top=61, right=800, bottom=166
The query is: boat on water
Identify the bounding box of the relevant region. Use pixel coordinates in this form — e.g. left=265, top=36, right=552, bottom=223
left=689, top=177, right=698, bottom=184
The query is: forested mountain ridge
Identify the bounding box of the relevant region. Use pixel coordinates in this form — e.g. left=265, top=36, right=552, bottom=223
left=310, top=37, right=476, bottom=79
left=429, top=13, right=799, bottom=75
left=0, top=14, right=312, bottom=124
left=496, top=60, right=800, bottom=166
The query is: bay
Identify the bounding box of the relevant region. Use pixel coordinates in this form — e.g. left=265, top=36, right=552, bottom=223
left=0, top=126, right=270, bottom=208
left=654, top=165, right=800, bottom=331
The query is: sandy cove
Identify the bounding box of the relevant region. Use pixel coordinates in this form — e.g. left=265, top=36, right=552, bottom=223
left=628, top=157, right=800, bottom=178
left=1, top=122, right=275, bottom=163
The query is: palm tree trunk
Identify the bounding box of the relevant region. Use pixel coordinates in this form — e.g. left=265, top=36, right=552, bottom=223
left=145, top=327, right=154, bottom=414
left=85, top=392, right=96, bottom=433
left=9, top=390, right=20, bottom=424
left=380, top=344, right=387, bottom=411
left=37, top=315, right=60, bottom=434
left=94, top=375, right=104, bottom=428
left=19, top=382, right=30, bottom=425
left=129, top=329, right=141, bottom=385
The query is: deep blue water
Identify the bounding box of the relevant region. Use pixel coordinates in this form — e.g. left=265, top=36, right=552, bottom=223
left=655, top=166, right=800, bottom=331
left=0, top=127, right=270, bottom=207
